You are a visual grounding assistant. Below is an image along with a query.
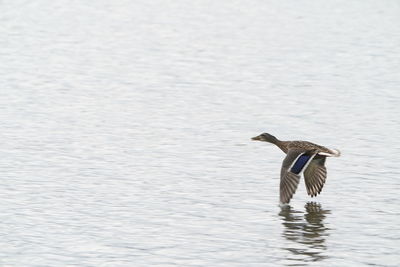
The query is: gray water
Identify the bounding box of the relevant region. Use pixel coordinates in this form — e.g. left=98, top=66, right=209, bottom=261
left=1, top=1, right=400, bottom=266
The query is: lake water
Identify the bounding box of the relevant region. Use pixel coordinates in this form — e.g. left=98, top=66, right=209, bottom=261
left=1, top=0, right=399, bottom=266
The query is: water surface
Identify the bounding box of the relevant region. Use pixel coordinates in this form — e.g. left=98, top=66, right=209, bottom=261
left=1, top=0, right=400, bottom=266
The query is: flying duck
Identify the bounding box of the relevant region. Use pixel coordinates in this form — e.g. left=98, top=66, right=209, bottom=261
left=252, top=133, right=340, bottom=204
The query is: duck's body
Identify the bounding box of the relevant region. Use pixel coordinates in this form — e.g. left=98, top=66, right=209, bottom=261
left=252, top=133, right=340, bottom=204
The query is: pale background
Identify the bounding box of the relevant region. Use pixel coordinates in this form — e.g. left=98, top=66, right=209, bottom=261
left=1, top=1, right=399, bottom=266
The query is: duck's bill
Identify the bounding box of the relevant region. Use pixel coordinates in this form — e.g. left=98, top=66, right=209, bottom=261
left=251, top=136, right=261, bottom=141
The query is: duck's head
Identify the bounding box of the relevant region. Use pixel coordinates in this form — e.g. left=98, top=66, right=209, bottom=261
left=251, top=133, right=278, bottom=143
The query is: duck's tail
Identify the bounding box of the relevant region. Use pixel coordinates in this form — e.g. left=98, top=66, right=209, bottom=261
left=318, top=148, right=341, bottom=157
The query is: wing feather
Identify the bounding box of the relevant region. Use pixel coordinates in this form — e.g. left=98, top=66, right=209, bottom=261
left=304, top=157, right=327, bottom=197
left=280, top=149, right=312, bottom=204
left=280, top=172, right=300, bottom=204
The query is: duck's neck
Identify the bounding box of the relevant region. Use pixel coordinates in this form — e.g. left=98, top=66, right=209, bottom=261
left=271, top=139, right=289, bottom=154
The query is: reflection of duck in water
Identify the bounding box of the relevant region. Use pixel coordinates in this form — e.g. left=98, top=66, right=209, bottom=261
left=279, top=202, right=331, bottom=264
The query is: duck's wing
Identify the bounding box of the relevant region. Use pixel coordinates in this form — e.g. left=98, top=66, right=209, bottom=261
left=280, top=149, right=316, bottom=204
left=304, top=156, right=327, bottom=197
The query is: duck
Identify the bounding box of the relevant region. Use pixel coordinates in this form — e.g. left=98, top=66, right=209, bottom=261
left=251, top=133, right=340, bottom=204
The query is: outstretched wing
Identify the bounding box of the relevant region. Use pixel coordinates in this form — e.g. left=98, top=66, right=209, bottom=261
left=304, top=156, right=327, bottom=197
left=280, top=149, right=316, bottom=204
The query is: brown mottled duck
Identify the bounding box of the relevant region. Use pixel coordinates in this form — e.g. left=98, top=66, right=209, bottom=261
left=251, top=133, right=340, bottom=204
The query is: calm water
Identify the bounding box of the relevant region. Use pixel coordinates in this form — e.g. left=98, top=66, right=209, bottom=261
left=1, top=1, right=400, bottom=266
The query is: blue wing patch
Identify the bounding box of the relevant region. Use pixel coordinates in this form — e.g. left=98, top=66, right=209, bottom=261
left=291, top=154, right=311, bottom=174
